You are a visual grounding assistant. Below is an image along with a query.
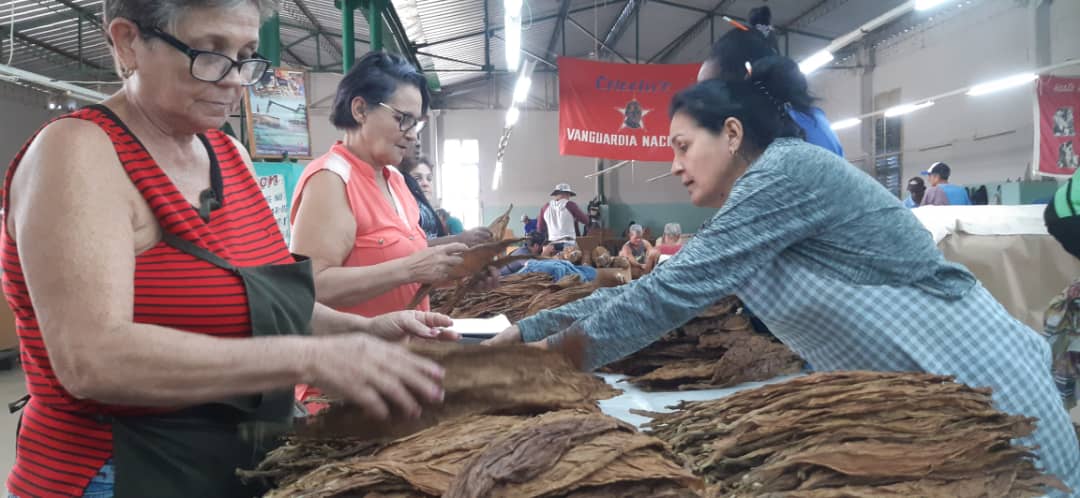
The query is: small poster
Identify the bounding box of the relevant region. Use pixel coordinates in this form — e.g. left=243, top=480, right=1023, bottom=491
left=245, top=68, right=313, bottom=159
left=257, top=173, right=290, bottom=244
left=1037, top=76, right=1080, bottom=176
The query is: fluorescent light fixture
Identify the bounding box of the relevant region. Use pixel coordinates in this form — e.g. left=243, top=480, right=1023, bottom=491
left=966, top=72, right=1038, bottom=96
left=492, top=160, right=503, bottom=190
left=915, top=0, right=949, bottom=10
left=884, top=101, right=935, bottom=117
left=505, top=106, right=520, bottom=126
left=830, top=118, right=861, bottom=130
left=504, top=0, right=522, bottom=71
left=799, top=50, right=834, bottom=74
left=513, top=75, right=532, bottom=104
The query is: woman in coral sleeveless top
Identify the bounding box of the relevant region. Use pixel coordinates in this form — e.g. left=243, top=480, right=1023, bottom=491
left=3, top=2, right=452, bottom=497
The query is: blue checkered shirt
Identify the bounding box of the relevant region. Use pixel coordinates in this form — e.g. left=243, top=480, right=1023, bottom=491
left=518, top=139, right=1080, bottom=492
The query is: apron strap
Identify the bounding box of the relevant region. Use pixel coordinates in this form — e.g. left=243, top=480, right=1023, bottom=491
left=160, top=230, right=237, bottom=273
left=8, top=393, right=29, bottom=414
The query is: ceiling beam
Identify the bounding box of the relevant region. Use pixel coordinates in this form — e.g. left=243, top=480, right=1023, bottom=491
left=5, top=29, right=107, bottom=71
left=415, top=50, right=484, bottom=68
left=414, top=0, right=626, bottom=49
left=49, top=0, right=104, bottom=31
left=599, top=0, right=644, bottom=60
left=780, top=0, right=850, bottom=32
left=291, top=0, right=343, bottom=57
left=648, top=0, right=737, bottom=63
left=649, top=0, right=834, bottom=42
left=565, top=17, right=630, bottom=63
left=284, top=47, right=309, bottom=67
left=543, top=0, right=572, bottom=64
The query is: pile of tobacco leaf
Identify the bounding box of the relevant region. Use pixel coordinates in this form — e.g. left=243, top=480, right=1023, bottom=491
left=601, top=298, right=804, bottom=391
left=430, top=273, right=597, bottom=322
left=255, top=410, right=703, bottom=497
left=641, top=371, right=1068, bottom=497
left=243, top=342, right=702, bottom=497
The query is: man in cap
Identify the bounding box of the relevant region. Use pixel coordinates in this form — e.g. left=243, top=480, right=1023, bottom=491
left=1043, top=171, right=1080, bottom=408
left=538, top=183, right=590, bottom=251
left=904, top=177, right=926, bottom=208
left=919, top=162, right=971, bottom=206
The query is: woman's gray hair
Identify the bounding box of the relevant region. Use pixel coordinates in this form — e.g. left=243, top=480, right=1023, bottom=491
left=663, top=222, right=682, bottom=238
left=105, top=0, right=280, bottom=33
left=628, top=224, right=644, bottom=236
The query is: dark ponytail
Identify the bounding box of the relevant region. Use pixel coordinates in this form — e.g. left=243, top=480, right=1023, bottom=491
left=705, top=30, right=815, bottom=114
left=670, top=56, right=805, bottom=151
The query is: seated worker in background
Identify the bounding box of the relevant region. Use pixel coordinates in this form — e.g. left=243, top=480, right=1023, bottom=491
left=1043, top=170, right=1080, bottom=408
left=904, top=177, right=926, bottom=208
left=400, top=155, right=489, bottom=244
left=522, top=214, right=538, bottom=234
left=538, top=183, right=590, bottom=250
left=920, top=162, right=971, bottom=206
left=655, top=222, right=685, bottom=256
left=437, top=208, right=464, bottom=235
left=500, top=231, right=556, bottom=276
left=620, top=224, right=660, bottom=277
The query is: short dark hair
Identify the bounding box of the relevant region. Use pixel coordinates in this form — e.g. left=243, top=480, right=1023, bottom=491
left=705, top=29, right=813, bottom=113
left=671, top=56, right=806, bottom=152
left=330, top=51, right=430, bottom=130
left=527, top=231, right=547, bottom=248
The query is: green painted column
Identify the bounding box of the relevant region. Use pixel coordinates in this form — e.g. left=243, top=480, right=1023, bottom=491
left=369, top=0, right=386, bottom=52
left=340, top=0, right=356, bottom=72
left=258, top=13, right=281, bottom=66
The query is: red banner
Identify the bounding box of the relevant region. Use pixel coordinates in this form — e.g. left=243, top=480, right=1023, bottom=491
left=558, top=57, right=700, bottom=161
left=1038, top=75, right=1080, bottom=175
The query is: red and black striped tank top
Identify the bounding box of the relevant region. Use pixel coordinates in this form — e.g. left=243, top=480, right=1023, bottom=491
left=2, top=106, right=294, bottom=497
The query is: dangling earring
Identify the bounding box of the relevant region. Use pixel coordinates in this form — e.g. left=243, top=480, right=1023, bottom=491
left=120, top=66, right=134, bottom=78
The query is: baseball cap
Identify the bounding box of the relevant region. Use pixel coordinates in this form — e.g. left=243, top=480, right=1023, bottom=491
left=550, top=183, right=576, bottom=196
left=907, top=177, right=925, bottom=191
left=921, top=162, right=951, bottom=179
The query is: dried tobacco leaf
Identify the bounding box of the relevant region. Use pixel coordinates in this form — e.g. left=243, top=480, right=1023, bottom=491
left=299, top=342, right=620, bottom=441
left=644, top=371, right=1068, bottom=498
left=264, top=411, right=702, bottom=498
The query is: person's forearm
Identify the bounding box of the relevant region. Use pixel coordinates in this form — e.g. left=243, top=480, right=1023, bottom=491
left=58, top=324, right=316, bottom=406
left=314, top=260, right=412, bottom=309
left=518, top=285, right=630, bottom=342
left=309, top=302, right=369, bottom=335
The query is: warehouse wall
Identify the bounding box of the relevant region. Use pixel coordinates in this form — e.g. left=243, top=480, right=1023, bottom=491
left=0, top=82, right=61, bottom=175
left=814, top=0, right=1080, bottom=187
left=438, top=109, right=720, bottom=236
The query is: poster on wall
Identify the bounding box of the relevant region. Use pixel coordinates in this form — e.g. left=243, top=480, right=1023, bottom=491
left=558, top=57, right=699, bottom=162
left=253, top=161, right=302, bottom=245
left=1037, top=75, right=1080, bottom=176
left=245, top=68, right=313, bottom=159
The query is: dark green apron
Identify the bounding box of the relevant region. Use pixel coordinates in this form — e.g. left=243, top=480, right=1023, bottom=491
left=109, top=231, right=315, bottom=498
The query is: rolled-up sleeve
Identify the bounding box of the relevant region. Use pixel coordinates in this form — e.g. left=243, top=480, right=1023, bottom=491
left=544, top=169, right=833, bottom=370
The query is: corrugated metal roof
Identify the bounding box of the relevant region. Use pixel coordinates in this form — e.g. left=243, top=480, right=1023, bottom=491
left=0, top=0, right=956, bottom=106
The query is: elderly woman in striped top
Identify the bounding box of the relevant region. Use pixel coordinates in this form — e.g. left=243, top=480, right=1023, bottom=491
left=490, top=56, right=1080, bottom=492
left=1, top=1, right=451, bottom=496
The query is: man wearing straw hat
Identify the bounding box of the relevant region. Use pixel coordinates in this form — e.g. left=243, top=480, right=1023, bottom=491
left=538, top=183, right=590, bottom=251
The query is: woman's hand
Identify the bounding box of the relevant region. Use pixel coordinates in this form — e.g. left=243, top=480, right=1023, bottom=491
left=404, top=243, right=467, bottom=283
left=305, top=334, right=445, bottom=420
left=458, top=227, right=494, bottom=247
left=367, top=310, right=459, bottom=342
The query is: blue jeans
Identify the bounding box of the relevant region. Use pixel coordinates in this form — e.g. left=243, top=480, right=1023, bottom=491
left=10, top=459, right=113, bottom=498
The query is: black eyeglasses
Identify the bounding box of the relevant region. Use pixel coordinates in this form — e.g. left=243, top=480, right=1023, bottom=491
left=378, top=102, right=426, bottom=133
left=141, top=26, right=270, bottom=86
